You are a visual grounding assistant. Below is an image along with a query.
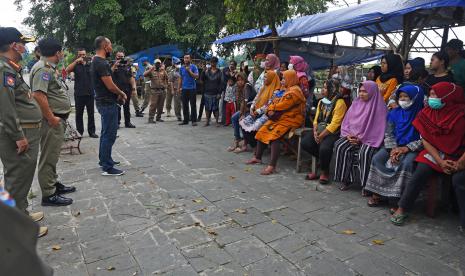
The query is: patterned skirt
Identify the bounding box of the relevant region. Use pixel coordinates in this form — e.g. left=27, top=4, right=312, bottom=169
left=364, top=148, right=417, bottom=198
left=204, top=94, right=219, bottom=111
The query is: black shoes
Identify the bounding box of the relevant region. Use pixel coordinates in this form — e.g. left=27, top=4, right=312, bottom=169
left=135, top=111, right=144, bottom=117
left=55, top=181, right=76, bottom=194
left=125, top=122, right=136, bottom=128
left=179, top=122, right=188, bottom=125
left=89, top=133, right=99, bottom=138
left=42, top=193, right=73, bottom=206
left=177, top=117, right=182, bottom=121
left=156, top=118, right=164, bottom=122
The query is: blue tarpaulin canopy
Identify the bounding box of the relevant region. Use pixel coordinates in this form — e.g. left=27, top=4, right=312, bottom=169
left=214, top=0, right=465, bottom=44
left=128, top=44, right=183, bottom=79
left=279, top=40, right=389, bottom=70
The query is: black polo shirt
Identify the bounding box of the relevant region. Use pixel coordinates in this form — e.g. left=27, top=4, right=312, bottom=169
left=91, top=56, right=117, bottom=105
left=74, top=63, right=92, bottom=96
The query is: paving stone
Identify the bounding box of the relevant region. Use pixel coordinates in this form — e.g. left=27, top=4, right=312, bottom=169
left=251, top=221, right=293, bottom=243
left=50, top=262, right=88, bottom=276
left=229, top=207, right=270, bottom=228
left=199, top=262, right=247, bottom=276
left=288, top=219, right=337, bottom=242
left=269, top=234, right=323, bottom=268
left=211, top=223, right=252, bottom=246
left=249, top=195, right=286, bottom=212
left=214, top=197, right=254, bottom=214
left=224, top=236, right=271, bottom=266
left=329, top=220, right=379, bottom=242
left=181, top=242, right=233, bottom=272
left=316, top=235, right=369, bottom=261
left=86, top=253, right=139, bottom=276
left=81, top=237, right=129, bottom=264
left=285, top=198, right=326, bottom=214
left=39, top=242, right=83, bottom=266
left=168, top=226, right=212, bottom=248
left=267, top=207, right=309, bottom=226
left=306, top=209, right=350, bottom=227
left=191, top=206, right=232, bottom=227
left=345, top=251, right=412, bottom=276
left=132, top=244, right=188, bottom=275
left=245, top=255, right=305, bottom=276
left=301, top=252, right=358, bottom=276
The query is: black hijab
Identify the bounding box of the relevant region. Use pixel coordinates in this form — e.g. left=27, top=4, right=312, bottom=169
left=380, top=53, right=404, bottom=83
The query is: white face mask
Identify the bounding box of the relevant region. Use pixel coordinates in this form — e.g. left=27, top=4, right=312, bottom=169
left=398, top=100, right=413, bottom=109
left=321, top=97, right=332, bottom=105
left=332, top=73, right=339, bottom=79
left=260, top=61, right=266, bottom=69
left=175, top=64, right=181, bottom=69
left=206, top=64, right=211, bottom=69
left=288, top=63, right=294, bottom=70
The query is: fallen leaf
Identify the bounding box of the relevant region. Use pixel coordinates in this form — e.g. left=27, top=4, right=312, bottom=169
left=198, top=207, right=208, bottom=212
left=341, top=230, right=356, bottom=235
left=192, top=199, right=203, bottom=203
left=207, top=229, right=218, bottom=236
left=72, top=211, right=81, bottom=217
left=271, top=219, right=278, bottom=224
left=51, top=245, right=61, bottom=251
left=234, top=208, right=247, bottom=214
left=194, top=222, right=201, bottom=226
left=132, top=272, right=138, bottom=276
left=372, top=239, right=385, bottom=245
left=107, top=266, right=115, bottom=271
left=244, top=167, right=252, bottom=172
left=228, top=176, right=236, bottom=180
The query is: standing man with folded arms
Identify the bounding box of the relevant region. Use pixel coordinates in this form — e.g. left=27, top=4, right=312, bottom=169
left=31, top=37, right=76, bottom=207
left=90, top=36, right=127, bottom=176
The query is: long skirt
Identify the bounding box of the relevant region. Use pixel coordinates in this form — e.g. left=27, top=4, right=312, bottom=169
left=204, top=94, right=219, bottom=112
left=364, top=148, right=417, bottom=198
left=332, top=137, right=378, bottom=187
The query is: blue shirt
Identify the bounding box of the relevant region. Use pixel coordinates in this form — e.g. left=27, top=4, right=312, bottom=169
left=180, top=64, right=198, bottom=90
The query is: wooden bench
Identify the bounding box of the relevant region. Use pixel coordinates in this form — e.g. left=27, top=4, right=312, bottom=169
left=61, top=120, right=82, bottom=155
left=280, top=127, right=318, bottom=173
left=426, top=175, right=452, bottom=218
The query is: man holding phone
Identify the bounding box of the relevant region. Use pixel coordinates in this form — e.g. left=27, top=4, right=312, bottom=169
left=179, top=54, right=199, bottom=126
left=66, top=48, right=98, bottom=138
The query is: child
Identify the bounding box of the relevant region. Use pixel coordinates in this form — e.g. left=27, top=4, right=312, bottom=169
left=224, top=77, right=236, bottom=126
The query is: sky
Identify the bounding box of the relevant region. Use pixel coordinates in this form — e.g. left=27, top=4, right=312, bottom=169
left=1, top=0, right=464, bottom=61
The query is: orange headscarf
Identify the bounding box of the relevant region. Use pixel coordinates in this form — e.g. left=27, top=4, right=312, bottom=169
left=283, top=69, right=300, bottom=88
left=255, top=70, right=281, bottom=109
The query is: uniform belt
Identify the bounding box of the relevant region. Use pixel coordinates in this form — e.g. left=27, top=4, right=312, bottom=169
left=20, top=122, right=42, bottom=129
left=53, top=113, right=70, bottom=120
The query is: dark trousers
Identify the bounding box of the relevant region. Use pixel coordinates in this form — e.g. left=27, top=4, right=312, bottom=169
left=198, top=94, right=205, bottom=121
left=256, top=140, right=281, bottom=167
left=75, top=95, right=96, bottom=135
left=118, top=92, right=131, bottom=125
left=181, top=89, right=197, bottom=123
left=301, top=132, right=339, bottom=172
left=398, top=163, right=465, bottom=227
left=243, top=131, right=257, bottom=148
left=97, top=103, right=119, bottom=171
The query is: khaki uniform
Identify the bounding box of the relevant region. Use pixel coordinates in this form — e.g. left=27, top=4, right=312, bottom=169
left=30, top=58, right=71, bottom=197
left=130, top=66, right=140, bottom=112
left=148, top=69, right=168, bottom=120
left=141, top=65, right=152, bottom=111
left=166, top=67, right=182, bottom=119
left=0, top=56, right=42, bottom=213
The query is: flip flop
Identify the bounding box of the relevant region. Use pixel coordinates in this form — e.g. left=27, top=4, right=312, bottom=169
left=367, top=195, right=386, bottom=207
left=246, top=158, right=262, bottom=165
left=261, top=166, right=276, bottom=175
left=319, top=174, right=329, bottom=185
left=305, top=173, right=319, bottom=180
left=339, top=183, right=351, bottom=191
left=390, top=213, right=409, bottom=226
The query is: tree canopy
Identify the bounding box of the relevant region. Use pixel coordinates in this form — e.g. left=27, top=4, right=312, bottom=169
left=15, top=0, right=331, bottom=55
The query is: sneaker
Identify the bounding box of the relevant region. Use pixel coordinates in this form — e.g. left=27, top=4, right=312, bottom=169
left=156, top=118, right=164, bottom=122
left=113, top=161, right=121, bottom=166
left=30, top=211, right=44, bottom=222
left=102, top=168, right=125, bottom=176
left=38, top=226, right=48, bottom=238
left=41, top=193, right=73, bottom=206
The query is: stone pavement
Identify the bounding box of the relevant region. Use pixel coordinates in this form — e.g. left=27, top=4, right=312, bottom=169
left=5, top=86, right=465, bottom=275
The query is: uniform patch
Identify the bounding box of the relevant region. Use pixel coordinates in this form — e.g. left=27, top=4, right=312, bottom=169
left=3, top=72, right=16, bottom=88
left=41, top=72, right=51, bottom=81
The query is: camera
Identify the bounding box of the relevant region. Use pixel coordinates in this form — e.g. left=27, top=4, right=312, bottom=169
left=110, top=57, right=131, bottom=67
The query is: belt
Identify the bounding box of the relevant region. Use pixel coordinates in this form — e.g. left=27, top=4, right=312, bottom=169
left=20, top=122, right=42, bottom=129
left=53, top=113, right=70, bottom=120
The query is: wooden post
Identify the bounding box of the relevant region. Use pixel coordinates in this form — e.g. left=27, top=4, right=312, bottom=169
left=375, top=24, right=397, bottom=52
left=441, top=26, right=450, bottom=50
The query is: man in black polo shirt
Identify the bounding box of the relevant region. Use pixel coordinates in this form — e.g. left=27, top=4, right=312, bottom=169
left=90, top=36, right=127, bottom=176
left=66, top=48, right=98, bottom=138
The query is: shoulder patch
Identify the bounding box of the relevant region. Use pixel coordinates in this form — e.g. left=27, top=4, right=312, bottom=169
left=3, top=72, right=16, bottom=88
left=41, top=72, right=51, bottom=81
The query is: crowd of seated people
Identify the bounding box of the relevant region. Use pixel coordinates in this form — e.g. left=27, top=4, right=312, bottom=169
left=224, top=39, right=465, bottom=235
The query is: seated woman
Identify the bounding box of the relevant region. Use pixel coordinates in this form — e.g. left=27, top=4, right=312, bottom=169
left=365, top=85, right=424, bottom=206
left=376, top=53, right=404, bottom=103
left=302, top=79, right=347, bottom=184
left=423, top=51, right=454, bottom=93
left=246, top=70, right=306, bottom=175
left=240, top=70, right=281, bottom=148
left=333, top=81, right=388, bottom=193
left=403, top=58, right=426, bottom=85
left=367, top=65, right=382, bottom=81
left=391, top=82, right=465, bottom=231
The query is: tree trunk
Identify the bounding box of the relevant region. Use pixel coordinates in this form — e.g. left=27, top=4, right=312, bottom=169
left=271, top=23, right=279, bottom=56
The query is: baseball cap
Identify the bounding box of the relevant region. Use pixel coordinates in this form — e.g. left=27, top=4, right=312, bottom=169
left=154, top=58, right=162, bottom=64
left=172, top=56, right=181, bottom=64
left=445, top=39, right=464, bottom=50
left=0, top=27, right=35, bottom=46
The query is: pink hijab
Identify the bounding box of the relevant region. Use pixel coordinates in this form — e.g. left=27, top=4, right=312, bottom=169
left=265, top=54, right=280, bottom=70
left=341, top=80, right=387, bottom=147
left=290, top=56, right=309, bottom=79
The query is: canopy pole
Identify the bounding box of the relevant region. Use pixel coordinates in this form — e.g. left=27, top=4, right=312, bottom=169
left=441, top=26, right=450, bottom=50
left=406, top=11, right=437, bottom=55
left=375, top=24, right=397, bottom=52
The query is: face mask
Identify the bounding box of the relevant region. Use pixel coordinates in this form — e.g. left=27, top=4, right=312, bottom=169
left=428, top=97, right=444, bottom=109
left=332, top=73, right=339, bottom=79
left=260, top=61, right=266, bottom=69
left=398, top=100, right=413, bottom=109
left=13, top=44, right=26, bottom=60
left=288, top=64, right=294, bottom=70
left=176, top=64, right=181, bottom=69
left=321, top=97, right=332, bottom=105
left=206, top=64, right=211, bottom=69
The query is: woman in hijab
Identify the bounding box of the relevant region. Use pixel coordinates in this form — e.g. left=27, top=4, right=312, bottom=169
left=333, top=81, right=388, bottom=192
left=365, top=85, right=424, bottom=206
left=367, top=65, right=382, bottom=81
left=246, top=70, right=306, bottom=175
left=253, top=54, right=280, bottom=94
left=240, top=70, right=282, bottom=147
left=290, top=55, right=316, bottom=126
left=404, top=57, right=426, bottom=83
left=376, top=53, right=404, bottom=103
left=302, top=79, right=347, bottom=184
left=391, top=82, right=465, bottom=230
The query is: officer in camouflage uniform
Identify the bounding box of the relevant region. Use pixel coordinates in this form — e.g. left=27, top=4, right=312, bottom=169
left=31, top=37, right=75, bottom=207
left=0, top=27, right=48, bottom=237
left=140, top=58, right=152, bottom=113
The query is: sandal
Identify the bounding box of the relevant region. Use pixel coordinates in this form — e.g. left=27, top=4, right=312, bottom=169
left=361, top=189, right=371, bottom=197
left=367, top=195, right=386, bottom=207
left=389, top=208, right=397, bottom=215
left=339, top=183, right=351, bottom=191
left=261, top=166, right=276, bottom=175
left=234, top=146, right=248, bottom=154
left=305, top=173, right=319, bottom=180
left=319, top=174, right=329, bottom=185
left=246, top=158, right=262, bottom=165
left=390, top=213, right=409, bottom=226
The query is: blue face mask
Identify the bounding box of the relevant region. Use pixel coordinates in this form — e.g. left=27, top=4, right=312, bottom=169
left=428, top=97, right=444, bottom=109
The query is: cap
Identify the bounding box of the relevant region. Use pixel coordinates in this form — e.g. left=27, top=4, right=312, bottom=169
left=172, top=56, right=181, bottom=64
left=0, top=27, right=35, bottom=46
left=445, top=39, right=464, bottom=50
left=154, top=59, right=162, bottom=64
